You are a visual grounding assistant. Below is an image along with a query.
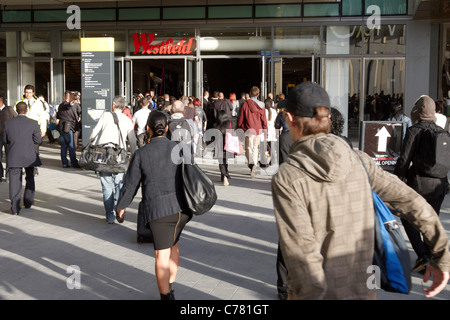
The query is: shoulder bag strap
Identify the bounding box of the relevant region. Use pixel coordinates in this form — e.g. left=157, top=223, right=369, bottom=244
left=111, top=112, right=126, bottom=148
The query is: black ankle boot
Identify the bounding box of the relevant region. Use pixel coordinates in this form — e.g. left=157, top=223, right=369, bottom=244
left=160, top=293, right=171, bottom=300
left=169, top=283, right=175, bottom=300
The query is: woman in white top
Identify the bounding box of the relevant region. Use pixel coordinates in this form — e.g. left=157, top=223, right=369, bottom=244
left=264, top=98, right=277, bottom=142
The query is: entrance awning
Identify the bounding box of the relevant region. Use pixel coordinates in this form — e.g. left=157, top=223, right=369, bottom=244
left=413, top=0, right=450, bottom=21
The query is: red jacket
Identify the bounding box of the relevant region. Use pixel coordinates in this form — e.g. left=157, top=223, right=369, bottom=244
left=237, top=99, right=268, bottom=133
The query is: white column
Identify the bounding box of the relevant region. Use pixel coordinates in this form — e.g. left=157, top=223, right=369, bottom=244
left=325, top=26, right=350, bottom=136
left=6, top=32, right=19, bottom=103
left=21, top=32, right=36, bottom=91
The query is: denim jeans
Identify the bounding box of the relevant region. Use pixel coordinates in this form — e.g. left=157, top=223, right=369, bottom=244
left=99, top=172, right=124, bottom=223
left=60, top=130, right=78, bottom=167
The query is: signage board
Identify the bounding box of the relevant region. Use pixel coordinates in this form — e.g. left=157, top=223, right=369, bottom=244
left=131, top=32, right=196, bottom=55
left=80, top=37, right=114, bottom=147
left=359, top=121, right=404, bottom=172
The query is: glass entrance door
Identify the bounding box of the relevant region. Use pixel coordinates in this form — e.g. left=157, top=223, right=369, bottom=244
left=263, top=57, right=313, bottom=99
left=115, top=57, right=133, bottom=106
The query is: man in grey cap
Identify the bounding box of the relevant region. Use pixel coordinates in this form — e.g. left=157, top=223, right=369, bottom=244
left=272, top=82, right=449, bottom=300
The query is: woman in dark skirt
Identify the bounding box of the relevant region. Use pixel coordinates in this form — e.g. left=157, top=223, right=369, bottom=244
left=116, top=111, right=191, bottom=300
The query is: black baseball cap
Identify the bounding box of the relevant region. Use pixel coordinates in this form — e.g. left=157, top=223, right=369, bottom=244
left=286, top=82, right=330, bottom=118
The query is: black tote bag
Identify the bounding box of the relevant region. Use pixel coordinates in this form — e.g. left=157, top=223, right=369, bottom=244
left=181, top=159, right=217, bottom=216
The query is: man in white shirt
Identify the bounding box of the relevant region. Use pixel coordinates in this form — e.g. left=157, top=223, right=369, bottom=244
left=89, top=96, right=137, bottom=224
left=132, top=97, right=151, bottom=148
left=15, top=85, right=47, bottom=138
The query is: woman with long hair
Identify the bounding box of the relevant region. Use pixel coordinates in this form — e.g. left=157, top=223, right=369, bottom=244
left=214, top=110, right=233, bottom=186
left=116, top=111, right=191, bottom=300
left=229, top=92, right=239, bottom=118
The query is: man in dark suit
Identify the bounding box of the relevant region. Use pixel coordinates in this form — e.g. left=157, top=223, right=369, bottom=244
left=2, top=101, right=42, bottom=215
left=0, top=95, right=17, bottom=181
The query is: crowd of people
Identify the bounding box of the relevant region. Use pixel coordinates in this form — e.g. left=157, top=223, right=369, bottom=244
left=0, top=82, right=449, bottom=301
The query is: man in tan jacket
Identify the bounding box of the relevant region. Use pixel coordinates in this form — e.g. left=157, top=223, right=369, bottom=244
left=272, top=82, right=449, bottom=300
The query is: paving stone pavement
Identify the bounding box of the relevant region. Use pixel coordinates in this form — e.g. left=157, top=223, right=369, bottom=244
left=0, top=141, right=449, bottom=301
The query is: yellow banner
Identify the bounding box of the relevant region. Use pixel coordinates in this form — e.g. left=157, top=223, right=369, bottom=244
left=80, top=37, right=114, bottom=52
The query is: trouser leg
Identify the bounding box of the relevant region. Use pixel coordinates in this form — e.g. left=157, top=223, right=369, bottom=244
left=276, top=243, right=288, bottom=297
left=100, top=173, right=115, bottom=222
left=23, top=167, right=35, bottom=208
left=8, top=167, right=22, bottom=214
left=0, top=140, right=4, bottom=179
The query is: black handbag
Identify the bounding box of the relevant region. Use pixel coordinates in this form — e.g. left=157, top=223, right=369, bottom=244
left=181, top=156, right=217, bottom=216
left=79, top=112, right=129, bottom=173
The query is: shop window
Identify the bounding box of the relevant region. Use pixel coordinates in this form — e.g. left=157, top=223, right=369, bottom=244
left=273, top=26, right=321, bottom=55
left=0, top=32, right=17, bottom=57
left=365, top=25, right=406, bottom=55
left=81, top=9, right=116, bottom=22
left=304, top=3, right=340, bottom=17
left=21, top=31, right=52, bottom=57
left=324, top=26, right=363, bottom=55
left=441, top=23, right=450, bottom=112
left=119, top=8, right=160, bottom=21
left=364, top=0, right=407, bottom=15
left=255, top=4, right=301, bottom=18
left=34, top=10, right=67, bottom=22
left=364, top=58, right=405, bottom=121
left=342, top=0, right=362, bottom=16
left=2, top=10, right=31, bottom=23
left=208, top=6, right=253, bottom=19
left=163, top=7, right=206, bottom=20
left=0, top=61, right=20, bottom=104
left=323, top=58, right=362, bottom=140
left=199, top=27, right=271, bottom=55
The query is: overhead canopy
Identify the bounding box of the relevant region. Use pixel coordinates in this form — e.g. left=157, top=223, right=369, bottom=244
left=413, top=0, right=450, bottom=21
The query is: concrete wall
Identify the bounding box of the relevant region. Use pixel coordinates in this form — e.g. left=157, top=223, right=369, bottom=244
left=404, top=20, right=438, bottom=116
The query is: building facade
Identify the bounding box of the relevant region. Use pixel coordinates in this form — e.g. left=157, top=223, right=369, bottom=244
left=0, top=0, right=448, bottom=139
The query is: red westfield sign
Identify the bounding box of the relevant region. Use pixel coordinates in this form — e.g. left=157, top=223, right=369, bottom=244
left=132, top=32, right=195, bottom=55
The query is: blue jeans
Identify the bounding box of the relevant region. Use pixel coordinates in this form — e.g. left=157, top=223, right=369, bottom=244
left=99, top=172, right=124, bottom=223
left=60, top=130, right=78, bottom=167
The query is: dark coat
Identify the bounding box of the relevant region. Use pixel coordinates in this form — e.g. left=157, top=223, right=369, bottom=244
left=0, top=105, right=17, bottom=137
left=57, top=101, right=79, bottom=132
left=116, top=136, right=189, bottom=222
left=214, top=99, right=233, bottom=120
left=3, top=115, right=42, bottom=168
left=394, top=120, right=448, bottom=200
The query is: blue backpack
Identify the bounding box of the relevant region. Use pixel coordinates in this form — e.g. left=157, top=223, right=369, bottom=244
left=372, top=191, right=411, bottom=294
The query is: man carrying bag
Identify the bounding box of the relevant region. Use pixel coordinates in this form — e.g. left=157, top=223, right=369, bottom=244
left=87, top=96, right=137, bottom=224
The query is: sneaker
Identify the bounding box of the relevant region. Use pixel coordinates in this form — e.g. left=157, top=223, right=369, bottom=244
left=411, top=257, right=429, bottom=273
